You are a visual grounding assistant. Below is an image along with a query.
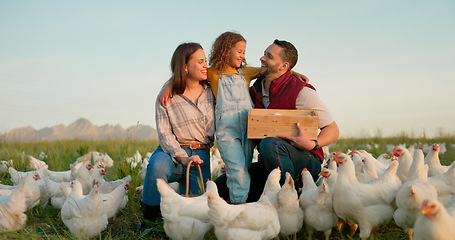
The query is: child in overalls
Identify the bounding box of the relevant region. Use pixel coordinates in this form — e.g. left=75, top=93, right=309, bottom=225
left=207, top=32, right=258, bottom=204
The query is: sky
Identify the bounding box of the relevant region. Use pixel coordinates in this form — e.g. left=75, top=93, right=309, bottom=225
left=1, top=0, right=454, bottom=138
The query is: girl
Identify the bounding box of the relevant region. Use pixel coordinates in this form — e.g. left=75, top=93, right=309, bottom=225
left=208, top=32, right=257, bottom=204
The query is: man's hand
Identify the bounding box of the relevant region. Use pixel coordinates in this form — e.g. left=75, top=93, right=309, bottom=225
left=175, top=155, right=204, bottom=167
left=277, top=122, right=316, bottom=151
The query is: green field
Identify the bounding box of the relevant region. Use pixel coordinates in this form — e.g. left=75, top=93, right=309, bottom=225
left=0, top=137, right=454, bottom=240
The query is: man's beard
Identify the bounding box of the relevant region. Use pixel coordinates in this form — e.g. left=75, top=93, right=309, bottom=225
left=260, top=63, right=280, bottom=77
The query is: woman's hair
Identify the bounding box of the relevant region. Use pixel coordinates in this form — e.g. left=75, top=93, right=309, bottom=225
left=209, top=31, right=246, bottom=71
left=168, top=42, right=203, bottom=95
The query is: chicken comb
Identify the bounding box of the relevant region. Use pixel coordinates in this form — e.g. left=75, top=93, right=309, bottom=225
left=333, top=151, right=342, bottom=158
left=433, top=143, right=439, bottom=151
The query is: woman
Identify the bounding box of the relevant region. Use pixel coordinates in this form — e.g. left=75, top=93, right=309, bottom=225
left=140, top=42, right=214, bottom=228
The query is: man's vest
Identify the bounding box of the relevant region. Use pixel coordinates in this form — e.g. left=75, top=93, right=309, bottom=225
left=249, top=71, right=324, bottom=162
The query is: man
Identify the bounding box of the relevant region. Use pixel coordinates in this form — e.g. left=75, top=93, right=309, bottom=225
left=249, top=39, right=339, bottom=184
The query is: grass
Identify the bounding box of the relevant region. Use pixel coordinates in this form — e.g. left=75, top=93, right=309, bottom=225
left=0, top=136, right=454, bottom=239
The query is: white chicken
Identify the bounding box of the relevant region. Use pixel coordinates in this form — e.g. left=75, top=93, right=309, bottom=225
left=393, top=148, right=438, bottom=239
left=371, top=160, right=401, bottom=197
left=135, top=185, right=143, bottom=197
left=90, top=162, right=106, bottom=175
left=61, top=184, right=108, bottom=239
left=413, top=198, right=455, bottom=240
left=0, top=178, right=28, bottom=232
left=261, top=168, right=281, bottom=209
left=358, top=149, right=388, bottom=174
left=76, top=161, right=94, bottom=195
left=321, top=151, right=338, bottom=169
left=75, top=151, right=114, bottom=168
left=425, top=143, right=450, bottom=177
left=157, top=178, right=214, bottom=240
left=206, top=180, right=280, bottom=240
left=333, top=153, right=396, bottom=239
left=407, top=144, right=416, bottom=156
left=376, top=153, right=391, bottom=166
left=428, top=163, right=455, bottom=206
left=100, top=181, right=131, bottom=219
left=8, top=166, right=48, bottom=185
left=39, top=151, right=48, bottom=160
left=125, top=150, right=142, bottom=169
left=391, top=146, right=413, bottom=182
left=0, top=160, right=13, bottom=173
left=43, top=177, right=70, bottom=199
left=136, top=182, right=178, bottom=199
left=0, top=183, right=15, bottom=190
left=318, top=168, right=337, bottom=193
left=21, top=173, right=42, bottom=210
left=210, top=148, right=225, bottom=180
left=300, top=169, right=336, bottom=240
left=276, top=172, right=304, bottom=239
left=50, top=182, right=72, bottom=209
left=138, top=157, right=149, bottom=180
left=90, top=168, right=132, bottom=194
left=0, top=173, right=41, bottom=210
left=70, top=162, right=83, bottom=179
left=28, top=155, right=48, bottom=170
left=94, top=152, right=114, bottom=168
left=42, top=167, right=73, bottom=183
left=354, top=150, right=380, bottom=179
left=350, top=151, right=376, bottom=183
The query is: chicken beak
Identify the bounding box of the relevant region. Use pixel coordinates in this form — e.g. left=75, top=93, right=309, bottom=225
left=421, top=207, right=429, bottom=216
left=420, top=200, right=435, bottom=217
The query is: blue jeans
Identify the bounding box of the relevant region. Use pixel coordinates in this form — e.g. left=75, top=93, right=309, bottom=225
left=259, top=137, right=321, bottom=183
left=141, top=145, right=211, bottom=206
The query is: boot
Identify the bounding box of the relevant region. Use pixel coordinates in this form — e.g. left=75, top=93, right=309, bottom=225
left=138, top=201, right=161, bottom=233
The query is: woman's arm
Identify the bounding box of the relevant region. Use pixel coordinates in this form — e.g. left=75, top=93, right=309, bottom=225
left=291, top=71, right=310, bottom=83
left=245, top=66, right=310, bottom=83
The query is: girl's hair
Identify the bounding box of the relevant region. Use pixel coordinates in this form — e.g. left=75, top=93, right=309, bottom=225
left=168, top=42, right=203, bottom=95
left=209, top=31, right=246, bottom=71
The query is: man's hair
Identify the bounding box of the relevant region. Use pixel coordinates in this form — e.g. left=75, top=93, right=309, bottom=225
left=273, top=39, right=298, bottom=70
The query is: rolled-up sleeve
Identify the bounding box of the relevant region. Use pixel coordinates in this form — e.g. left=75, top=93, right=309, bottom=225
left=296, top=88, right=334, bottom=129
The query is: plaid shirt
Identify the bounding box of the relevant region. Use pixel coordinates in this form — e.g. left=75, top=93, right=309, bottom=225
left=155, top=83, right=215, bottom=161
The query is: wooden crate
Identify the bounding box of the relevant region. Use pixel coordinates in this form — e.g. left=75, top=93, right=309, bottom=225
left=247, top=109, right=318, bottom=139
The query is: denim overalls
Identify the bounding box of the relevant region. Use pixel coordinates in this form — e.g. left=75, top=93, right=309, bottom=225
left=215, top=68, right=254, bottom=204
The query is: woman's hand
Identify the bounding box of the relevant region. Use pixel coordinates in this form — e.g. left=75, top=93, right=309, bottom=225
left=176, top=155, right=204, bottom=167
left=277, top=122, right=316, bottom=151
left=291, top=71, right=310, bottom=83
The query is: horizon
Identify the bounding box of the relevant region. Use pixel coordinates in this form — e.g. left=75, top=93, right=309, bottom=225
left=3, top=117, right=453, bottom=140
left=1, top=1, right=454, bottom=138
